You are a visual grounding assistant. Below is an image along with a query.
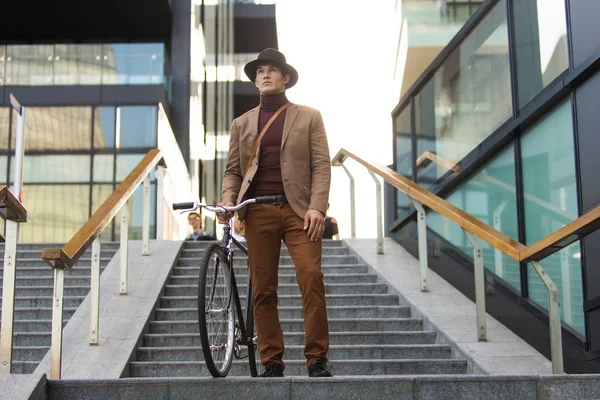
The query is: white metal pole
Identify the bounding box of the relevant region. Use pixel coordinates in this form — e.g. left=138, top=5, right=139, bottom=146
left=156, top=166, right=165, bottom=240
left=120, top=201, right=129, bottom=295
left=560, top=250, right=572, bottom=325
left=142, top=175, right=150, bottom=255
left=89, top=238, right=101, bottom=345
left=463, top=230, right=487, bottom=341
left=368, top=171, right=384, bottom=254
left=0, top=220, right=18, bottom=374
left=531, top=260, right=564, bottom=374
left=409, top=198, right=428, bottom=292
left=341, top=164, right=356, bottom=238
left=12, top=100, right=25, bottom=202
left=50, top=268, right=65, bottom=379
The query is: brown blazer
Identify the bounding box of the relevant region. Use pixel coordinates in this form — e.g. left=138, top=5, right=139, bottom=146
left=222, top=103, right=331, bottom=220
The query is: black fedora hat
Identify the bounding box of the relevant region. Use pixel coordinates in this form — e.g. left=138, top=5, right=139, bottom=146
left=244, top=48, right=298, bottom=88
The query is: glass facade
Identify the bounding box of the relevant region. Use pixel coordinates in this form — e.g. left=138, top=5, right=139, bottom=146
left=391, top=0, right=588, bottom=342
left=0, top=43, right=168, bottom=87
left=0, top=105, right=159, bottom=242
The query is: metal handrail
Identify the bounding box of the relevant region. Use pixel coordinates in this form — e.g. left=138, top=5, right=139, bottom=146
left=41, top=149, right=167, bottom=379
left=333, top=148, right=600, bottom=374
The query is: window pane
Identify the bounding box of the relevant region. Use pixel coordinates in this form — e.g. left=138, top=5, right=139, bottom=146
left=116, top=154, right=144, bottom=181
left=0, top=156, right=7, bottom=185
left=427, top=144, right=520, bottom=290
left=395, top=105, right=413, bottom=221
left=53, top=44, right=103, bottom=85
left=93, top=155, right=114, bottom=182
left=19, top=184, right=90, bottom=243
left=114, top=184, right=156, bottom=241
left=521, top=99, right=583, bottom=334
left=12, top=107, right=92, bottom=151
left=6, top=45, right=54, bottom=85
left=94, top=107, right=116, bottom=149
left=513, top=0, right=569, bottom=107
left=417, top=0, right=512, bottom=186
left=0, top=107, right=9, bottom=152
left=92, top=184, right=115, bottom=242
left=102, top=43, right=165, bottom=85
left=12, top=155, right=91, bottom=183
left=117, top=106, right=157, bottom=148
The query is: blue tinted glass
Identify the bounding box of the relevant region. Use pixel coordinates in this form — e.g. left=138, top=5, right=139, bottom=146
left=118, top=106, right=157, bottom=148
left=95, top=107, right=116, bottom=148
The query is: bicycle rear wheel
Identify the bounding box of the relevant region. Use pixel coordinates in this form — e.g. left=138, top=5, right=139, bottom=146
left=198, top=243, right=235, bottom=377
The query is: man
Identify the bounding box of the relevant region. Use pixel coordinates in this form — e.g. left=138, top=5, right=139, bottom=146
left=217, top=48, right=332, bottom=378
left=185, top=212, right=215, bottom=241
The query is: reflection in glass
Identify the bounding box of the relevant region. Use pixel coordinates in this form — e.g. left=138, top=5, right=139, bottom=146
left=116, top=154, right=144, bottom=181
left=19, top=184, right=90, bottom=243
left=0, top=156, right=7, bottom=185
left=427, top=144, right=520, bottom=290
left=6, top=45, right=54, bottom=85
left=12, top=155, right=90, bottom=183
left=416, top=0, right=512, bottom=187
left=395, top=105, right=413, bottom=221
left=0, top=107, right=9, bottom=152
left=114, top=184, right=156, bottom=241
left=521, top=99, right=583, bottom=334
left=94, top=107, right=116, bottom=149
left=92, top=184, right=115, bottom=242
left=12, top=107, right=92, bottom=151
left=117, top=106, right=158, bottom=148
left=93, top=155, right=114, bottom=182
left=102, top=44, right=165, bottom=85
left=53, top=44, right=104, bottom=85
left=513, top=0, right=569, bottom=107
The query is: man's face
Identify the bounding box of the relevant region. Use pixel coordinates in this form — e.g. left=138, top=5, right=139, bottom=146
left=255, top=64, right=290, bottom=95
left=188, top=214, right=201, bottom=230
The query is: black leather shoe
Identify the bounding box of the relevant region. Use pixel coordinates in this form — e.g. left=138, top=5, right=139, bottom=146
left=259, top=363, right=284, bottom=377
left=308, top=359, right=333, bottom=377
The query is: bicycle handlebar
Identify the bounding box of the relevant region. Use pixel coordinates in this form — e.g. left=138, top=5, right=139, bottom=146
left=172, top=195, right=286, bottom=213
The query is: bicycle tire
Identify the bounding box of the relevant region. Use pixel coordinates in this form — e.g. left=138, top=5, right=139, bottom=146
left=198, top=243, right=235, bottom=377
left=246, top=276, right=260, bottom=377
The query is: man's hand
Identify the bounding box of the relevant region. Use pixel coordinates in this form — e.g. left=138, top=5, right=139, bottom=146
left=304, top=209, right=325, bottom=241
left=216, top=202, right=234, bottom=224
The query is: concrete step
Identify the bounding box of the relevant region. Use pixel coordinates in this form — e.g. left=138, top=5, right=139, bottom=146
left=0, top=307, right=77, bottom=320
left=181, top=240, right=345, bottom=250
left=0, top=242, right=120, bottom=251
left=168, top=273, right=379, bottom=286
left=12, top=320, right=66, bottom=332
left=7, top=266, right=107, bottom=278
left=148, top=318, right=423, bottom=334
left=1, top=276, right=94, bottom=286
left=142, top=331, right=438, bottom=347
left=155, top=305, right=410, bottom=321
left=129, top=358, right=467, bottom=377
left=12, top=346, right=49, bottom=361
left=135, top=344, right=453, bottom=362
left=12, top=296, right=86, bottom=308
left=0, top=257, right=112, bottom=269
left=0, top=249, right=117, bottom=259
left=159, top=294, right=400, bottom=308
left=172, top=264, right=370, bottom=276
left=181, top=246, right=351, bottom=258
left=13, top=332, right=51, bottom=346
left=178, top=255, right=359, bottom=267
left=1, top=286, right=92, bottom=297
left=164, top=283, right=389, bottom=297
left=9, top=361, right=37, bottom=374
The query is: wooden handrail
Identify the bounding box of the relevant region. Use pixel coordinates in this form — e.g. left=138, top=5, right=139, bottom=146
left=0, top=185, right=27, bottom=223
left=333, top=148, right=526, bottom=260
left=41, top=149, right=166, bottom=269
left=335, top=148, right=600, bottom=264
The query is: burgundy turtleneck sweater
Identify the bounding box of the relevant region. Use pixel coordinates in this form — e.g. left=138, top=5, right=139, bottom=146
left=248, top=92, right=289, bottom=197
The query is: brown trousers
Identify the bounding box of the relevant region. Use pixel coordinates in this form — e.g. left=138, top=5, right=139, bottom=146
left=245, top=203, right=329, bottom=368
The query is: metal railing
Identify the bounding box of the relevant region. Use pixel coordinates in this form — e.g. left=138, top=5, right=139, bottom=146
left=333, top=148, right=600, bottom=374
left=41, top=150, right=167, bottom=379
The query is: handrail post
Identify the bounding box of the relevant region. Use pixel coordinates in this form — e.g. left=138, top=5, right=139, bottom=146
left=142, top=175, right=150, bottom=256
left=120, top=200, right=129, bottom=294
left=368, top=171, right=384, bottom=254
left=0, top=220, right=18, bottom=373
left=531, top=260, right=564, bottom=374
left=156, top=165, right=165, bottom=240
left=463, top=230, right=487, bottom=341
left=560, top=251, right=572, bottom=325
left=409, top=198, right=428, bottom=292
left=50, top=267, right=65, bottom=379
left=341, top=164, right=356, bottom=238
left=89, top=238, right=100, bottom=345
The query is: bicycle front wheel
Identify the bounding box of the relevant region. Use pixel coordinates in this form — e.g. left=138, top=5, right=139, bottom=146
left=198, top=243, right=235, bottom=377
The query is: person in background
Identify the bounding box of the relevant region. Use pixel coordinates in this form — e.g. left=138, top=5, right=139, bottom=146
left=323, top=203, right=339, bottom=240
left=186, top=211, right=215, bottom=241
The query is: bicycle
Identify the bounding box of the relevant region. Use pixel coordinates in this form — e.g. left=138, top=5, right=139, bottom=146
left=173, top=195, right=287, bottom=378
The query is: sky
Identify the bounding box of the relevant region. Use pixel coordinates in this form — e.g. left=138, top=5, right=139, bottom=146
left=275, top=0, right=401, bottom=238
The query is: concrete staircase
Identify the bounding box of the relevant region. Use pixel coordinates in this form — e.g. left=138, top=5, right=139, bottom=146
left=0, top=243, right=119, bottom=373
left=128, top=240, right=468, bottom=377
